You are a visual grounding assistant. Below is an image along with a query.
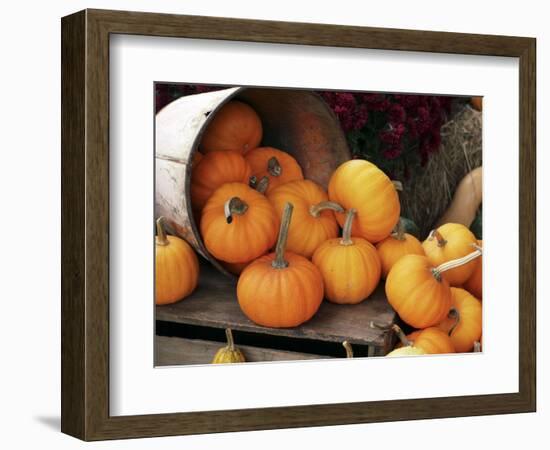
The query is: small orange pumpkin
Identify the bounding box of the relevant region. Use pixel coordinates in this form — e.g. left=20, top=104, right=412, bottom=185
left=190, top=150, right=251, bottom=212
left=400, top=328, right=456, bottom=354
left=237, top=203, right=324, bottom=328
left=312, top=209, right=381, bottom=304
left=245, top=147, right=304, bottom=194
left=464, top=240, right=483, bottom=299
left=201, top=182, right=278, bottom=263
left=375, top=219, right=425, bottom=278
left=155, top=217, right=199, bottom=305
left=385, top=247, right=482, bottom=328
left=422, top=223, right=478, bottom=286
left=328, top=159, right=400, bottom=243
left=437, top=287, right=482, bottom=352
left=471, top=96, right=482, bottom=111
left=267, top=179, right=343, bottom=258
left=387, top=323, right=454, bottom=355
left=200, top=100, right=263, bottom=154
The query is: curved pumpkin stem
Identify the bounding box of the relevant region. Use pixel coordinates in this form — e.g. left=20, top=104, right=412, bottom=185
left=272, top=202, right=294, bottom=269
left=370, top=322, right=413, bottom=347
left=224, top=197, right=249, bottom=224
left=340, top=208, right=356, bottom=246
left=309, top=201, right=345, bottom=218
left=428, top=229, right=447, bottom=247
left=391, top=218, right=406, bottom=241
left=391, top=324, right=414, bottom=347
left=248, top=175, right=269, bottom=194
left=225, top=328, right=235, bottom=351
left=342, top=341, right=354, bottom=358
left=156, top=217, right=169, bottom=246
left=392, top=180, right=403, bottom=192
left=432, top=248, right=483, bottom=282
left=446, top=307, right=461, bottom=337
left=267, top=157, right=282, bottom=177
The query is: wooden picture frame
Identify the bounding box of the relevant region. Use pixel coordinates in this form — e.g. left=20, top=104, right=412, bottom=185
left=61, top=9, right=536, bottom=441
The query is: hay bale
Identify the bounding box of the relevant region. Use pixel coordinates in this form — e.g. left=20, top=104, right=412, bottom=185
left=400, top=105, right=482, bottom=238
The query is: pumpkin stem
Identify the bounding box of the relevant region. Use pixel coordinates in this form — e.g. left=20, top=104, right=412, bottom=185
left=391, top=324, right=414, bottom=347
left=390, top=218, right=406, bottom=241
left=272, top=202, right=294, bottom=269
left=225, top=328, right=235, bottom=351
left=340, top=208, right=356, bottom=246
left=267, top=157, right=282, bottom=177
left=473, top=341, right=482, bottom=352
left=309, top=201, right=345, bottom=218
left=446, top=307, right=461, bottom=337
left=156, top=217, right=169, bottom=246
left=428, top=229, right=447, bottom=247
left=392, top=180, right=403, bottom=192
left=369, top=322, right=413, bottom=347
left=342, top=341, right=354, bottom=358
left=432, top=248, right=483, bottom=282
left=256, top=176, right=269, bottom=194
left=249, top=175, right=269, bottom=194
left=224, top=197, right=249, bottom=224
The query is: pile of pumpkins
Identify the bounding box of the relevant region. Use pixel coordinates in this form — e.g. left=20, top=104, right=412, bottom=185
left=155, top=99, right=483, bottom=360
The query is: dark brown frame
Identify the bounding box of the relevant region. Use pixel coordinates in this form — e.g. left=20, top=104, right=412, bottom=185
left=61, top=9, right=536, bottom=441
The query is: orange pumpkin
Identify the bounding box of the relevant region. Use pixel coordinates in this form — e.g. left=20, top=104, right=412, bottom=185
left=401, top=328, right=456, bottom=354
left=155, top=217, right=199, bottom=305
left=200, top=100, right=262, bottom=154
left=312, top=209, right=381, bottom=304
left=389, top=324, right=454, bottom=355
left=385, top=244, right=479, bottom=329
left=464, top=240, right=483, bottom=299
left=267, top=179, right=343, bottom=258
left=422, top=223, right=478, bottom=286
left=471, top=96, right=482, bottom=111
left=437, top=287, right=482, bottom=352
left=328, top=159, right=400, bottom=243
left=237, top=203, right=324, bottom=328
left=386, top=254, right=452, bottom=328
left=190, top=150, right=251, bottom=212
left=375, top=219, right=424, bottom=279
left=201, top=182, right=278, bottom=263
left=245, top=147, right=304, bottom=194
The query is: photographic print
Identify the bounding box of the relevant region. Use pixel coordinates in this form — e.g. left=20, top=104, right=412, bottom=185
left=154, top=84, right=483, bottom=365
left=61, top=10, right=535, bottom=439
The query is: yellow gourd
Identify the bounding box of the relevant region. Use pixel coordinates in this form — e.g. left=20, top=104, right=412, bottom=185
left=436, top=167, right=482, bottom=228
left=211, top=329, right=246, bottom=364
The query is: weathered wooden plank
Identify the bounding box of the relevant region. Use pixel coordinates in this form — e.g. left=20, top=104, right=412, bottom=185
left=156, top=336, right=328, bottom=365
left=156, top=262, right=396, bottom=347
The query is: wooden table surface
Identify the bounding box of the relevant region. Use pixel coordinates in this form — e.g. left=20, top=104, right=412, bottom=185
left=156, top=262, right=397, bottom=349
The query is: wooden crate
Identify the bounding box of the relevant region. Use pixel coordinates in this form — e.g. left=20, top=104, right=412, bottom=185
left=156, top=262, right=397, bottom=364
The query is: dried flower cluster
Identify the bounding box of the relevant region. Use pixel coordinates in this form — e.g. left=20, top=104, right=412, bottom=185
left=318, top=91, right=456, bottom=179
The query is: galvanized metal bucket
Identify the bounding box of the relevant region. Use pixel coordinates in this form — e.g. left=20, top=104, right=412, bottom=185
left=155, top=87, right=350, bottom=276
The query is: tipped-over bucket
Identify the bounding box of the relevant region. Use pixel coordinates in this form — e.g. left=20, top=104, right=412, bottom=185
left=155, top=87, right=350, bottom=276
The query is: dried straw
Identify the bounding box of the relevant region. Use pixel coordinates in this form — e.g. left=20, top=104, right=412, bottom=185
left=400, top=105, right=482, bottom=239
